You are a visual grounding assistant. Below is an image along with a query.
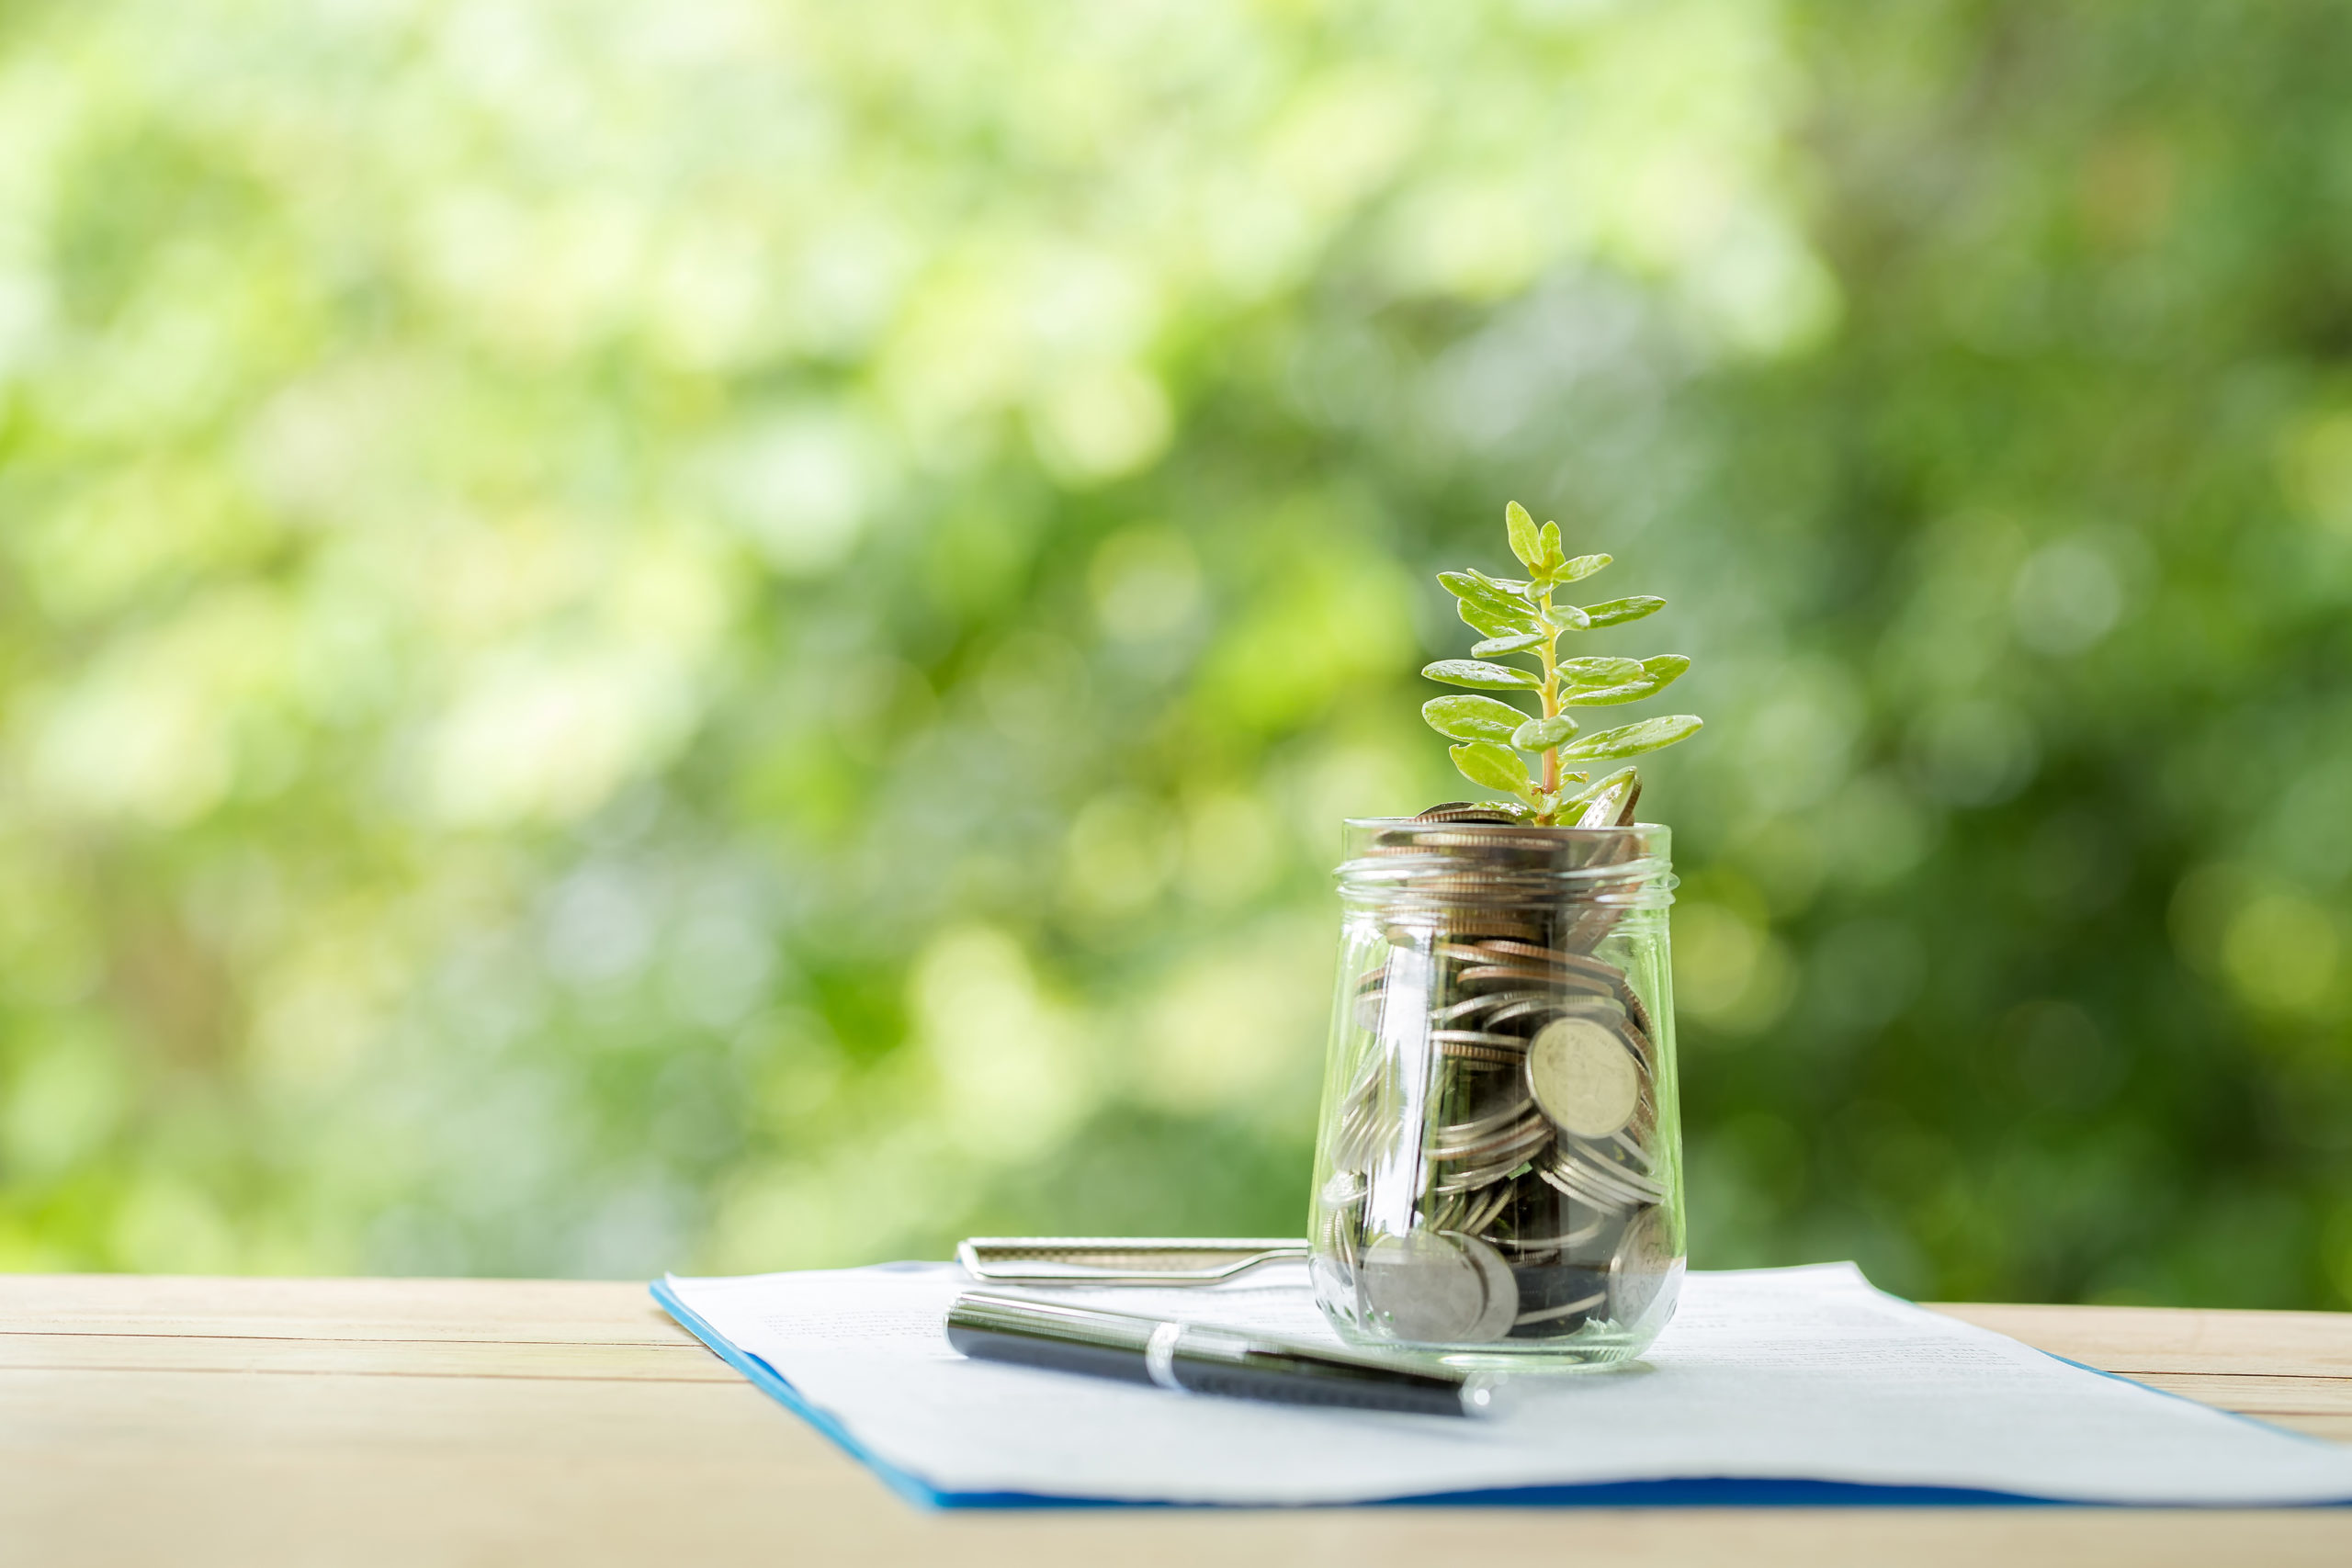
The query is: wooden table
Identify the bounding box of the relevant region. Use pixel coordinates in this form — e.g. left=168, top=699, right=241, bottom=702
left=3, top=1276, right=2348, bottom=1566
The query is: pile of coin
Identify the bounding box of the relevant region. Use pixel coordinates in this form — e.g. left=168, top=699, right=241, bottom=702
left=1317, top=806, right=1678, bottom=1346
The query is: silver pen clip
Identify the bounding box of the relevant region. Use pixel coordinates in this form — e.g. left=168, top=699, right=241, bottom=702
left=956, top=1235, right=1311, bottom=1287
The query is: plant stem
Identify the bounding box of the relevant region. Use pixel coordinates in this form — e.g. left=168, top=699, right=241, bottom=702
left=1538, top=587, right=1561, bottom=809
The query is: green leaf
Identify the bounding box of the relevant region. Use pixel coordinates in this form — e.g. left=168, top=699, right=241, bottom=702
left=1558, top=654, right=1690, bottom=706
left=1577, top=595, right=1665, bottom=628
left=1450, top=740, right=1532, bottom=797
left=1634, top=654, right=1691, bottom=692
left=1537, top=521, right=1564, bottom=574
left=1422, top=659, right=1544, bottom=691
left=1438, top=569, right=1522, bottom=611
left=1440, top=572, right=1542, bottom=637
left=1471, top=568, right=1542, bottom=601
left=1556, top=714, right=1703, bottom=761
left=1505, top=501, right=1542, bottom=571
left=1553, top=602, right=1590, bottom=631
left=1511, top=714, right=1577, bottom=750
left=1557, top=655, right=1643, bottom=685
left=1436, top=570, right=1489, bottom=603
left=1422, top=694, right=1530, bottom=742
left=1555, top=553, right=1611, bottom=583
left=1453, top=598, right=1507, bottom=640
left=1560, top=681, right=1650, bottom=706
left=1470, top=631, right=1546, bottom=658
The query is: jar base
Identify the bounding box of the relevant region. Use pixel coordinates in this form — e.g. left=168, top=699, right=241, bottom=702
left=1319, top=1291, right=1676, bottom=1371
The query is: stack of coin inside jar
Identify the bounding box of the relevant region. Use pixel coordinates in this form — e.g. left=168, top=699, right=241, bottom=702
left=1317, top=807, right=1678, bottom=1348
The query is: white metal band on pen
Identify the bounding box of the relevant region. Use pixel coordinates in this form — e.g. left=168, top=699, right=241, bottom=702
left=1144, top=1320, right=1186, bottom=1391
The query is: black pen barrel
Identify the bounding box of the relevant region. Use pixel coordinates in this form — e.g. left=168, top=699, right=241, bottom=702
left=944, top=1323, right=1159, bottom=1386
left=945, top=1291, right=1476, bottom=1417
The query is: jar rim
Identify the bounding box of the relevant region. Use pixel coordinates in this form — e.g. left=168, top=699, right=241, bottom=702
left=1341, top=816, right=1670, bottom=835
left=1334, top=818, right=1675, bottom=898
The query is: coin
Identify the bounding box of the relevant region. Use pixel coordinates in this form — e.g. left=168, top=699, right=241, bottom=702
left=1430, top=1093, right=1536, bottom=1145
left=1456, top=964, right=1617, bottom=996
left=1430, top=1112, right=1549, bottom=1166
left=1430, top=1150, right=1540, bottom=1194
left=1433, top=940, right=1533, bottom=967
left=1359, top=1231, right=1490, bottom=1342
left=1537, top=1146, right=1653, bottom=1211
left=1547, top=1138, right=1664, bottom=1204
left=1419, top=912, right=1544, bottom=941
left=1413, top=802, right=1526, bottom=825
left=1572, top=773, right=1641, bottom=829
left=1484, top=992, right=1625, bottom=1032
left=1472, top=942, right=1652, bottom=1022
left=1460, top=1180, right=1515, bottom=1236
left=1435, top=1040, right=1525, bottom=1067
left=1620, top=985, right=1656, bottom=1040
left=1602, top=1127, right=1657, bottom=1171
left=1608, top=1205, right=1678, bottom=1327
left=1434, top=989, right=1566, bottom=1025
left=1508, top=1263, right=1607, bottom=1329
left=1526, top=1016, right=1644, bottom=1138
left=1466, top=940, right=1624, bottom=984
left=1428, top=1029, right=1527, bottom=1052
left=1452, top=1230, right=1521, bottom=1343
left=1493, top=1190, right=1609, bottom=1254
left=1498, top=1221, right=1605, bottom=1256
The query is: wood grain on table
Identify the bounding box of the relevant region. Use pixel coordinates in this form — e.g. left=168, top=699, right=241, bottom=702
left=1, top=1275, right=2347, bottom=1567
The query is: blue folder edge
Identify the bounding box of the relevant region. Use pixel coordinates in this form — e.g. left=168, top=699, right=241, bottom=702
left=649, top=1274, right=2169, bottom=1511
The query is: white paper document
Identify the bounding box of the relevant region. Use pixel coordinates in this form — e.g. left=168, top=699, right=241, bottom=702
left=659, top=1261, right=2352, bottom=1507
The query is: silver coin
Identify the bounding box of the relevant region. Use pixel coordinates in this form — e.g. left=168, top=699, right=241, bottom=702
left=1451, top=1230, right=1520, bottom=1343
left=1413, top=802, right=1524, bottom=825
left=1605, top=1127, right=1657, bottom=1171
left=1573, top=773, right=1640, bottom=829
left=1429, top=1029, right=1527, bottom=1052
left=1608, top=1205, right=1679, bottom=1328
left=1431, top=1112, right=1550, bottom=1166
left=1474, top=942, right=1648, bottom=1025
left=1458, top=964, right=1615, bottom=994
left=1526, top=1016, right=1644, bottom=1138
left=1498, top=1215, right=1606, bottom=1253
left=1430, top=1094, right=1536, bottom=1144
left=1432, top=941, right=1494, bottom=965
left=1485, top=993, right=1628, bottom=1032
left=1469, top=940, right=1626, bottom=983
left=1460, top=1180, right=1515, bottom=1237
left=1359, top=1232, right=1488, bottom=1342
left=1430, top=1154, right=1536, bottom=1195
left=1435, top=1123, right=1549, bottom=1170
left=1435, top=1040, right=1526, bottom=1068
left=1621, top=986, right=1656, bottom=1041
left=1436, top=989, right=1559, bottom=1025
left=1551, top=1137, right=1664, bottom=1202
left=1536, top=1151, right=1643, bottom=1212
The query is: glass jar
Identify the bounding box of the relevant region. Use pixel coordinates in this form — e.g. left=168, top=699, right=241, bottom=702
left=1307, top=818, right=1684, bottom=1365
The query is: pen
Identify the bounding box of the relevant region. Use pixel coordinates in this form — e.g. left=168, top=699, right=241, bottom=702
left=944, top=1289, right=1490, bottom=1417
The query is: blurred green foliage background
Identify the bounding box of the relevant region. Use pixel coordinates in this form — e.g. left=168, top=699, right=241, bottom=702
left=2, top=0, right=2349, bottom=1306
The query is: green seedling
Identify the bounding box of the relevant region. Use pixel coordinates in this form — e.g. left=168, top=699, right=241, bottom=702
left=1420, top=502, right=1702, bottom=825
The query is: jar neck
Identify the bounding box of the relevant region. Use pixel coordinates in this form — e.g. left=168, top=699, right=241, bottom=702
left=1334, top=818, right=1675, bottom=911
